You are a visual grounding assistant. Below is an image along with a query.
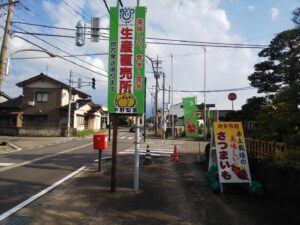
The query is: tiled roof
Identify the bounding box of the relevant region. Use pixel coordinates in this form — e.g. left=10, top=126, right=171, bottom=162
left=0, top=96, right=23, bottom=109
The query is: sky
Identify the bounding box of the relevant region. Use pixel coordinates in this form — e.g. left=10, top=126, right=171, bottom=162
left=0, top=0, right=299, bottom=116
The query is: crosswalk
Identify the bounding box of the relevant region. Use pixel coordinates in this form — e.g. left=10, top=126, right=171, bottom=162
left=118, top=142, right=177, bottom=158
left=0, top=163, right=15, bottom=167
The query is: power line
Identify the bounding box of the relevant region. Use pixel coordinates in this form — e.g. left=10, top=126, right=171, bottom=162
left=12, top=53, right=108, bottom=60
left=14, top=35, right=107, bottom=77
left=102, top=0, right=110, bottom=14
left=17, top=0, right=88, bottom=56
left=12, top=24, right=108, bottom=74
left=11, top=21, right=268, bottom=48
left=12, top=30, right=267, bottom=49
left=146, top=41, right=266, bottom=49
left=62, top=0, right=87, bottom=21
left=147, top=86, right=255, bottom=93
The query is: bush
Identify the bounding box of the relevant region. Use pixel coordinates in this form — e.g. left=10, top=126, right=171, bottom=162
left=76, top=129, right=106, bottom=137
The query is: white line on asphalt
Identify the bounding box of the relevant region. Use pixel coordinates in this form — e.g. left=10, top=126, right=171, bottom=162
left=0, top=163, right=15, bottom=167
left=8, top=143, right=22, bottom=151
left=120, top=136, right=126, bottom=139
left=123, top=149, right=173, bottom=154
left=119, top=152, right=170, bottom=157
left=94, top=156, right=112, bottom=162
left=0, top=166, right=86, bottom=222
left=127, top=137, right=134, bottom=140
left=0, top=143, right=92, bottom=173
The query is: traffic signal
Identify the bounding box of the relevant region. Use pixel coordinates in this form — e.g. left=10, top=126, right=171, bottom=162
left=75, top=20, right=85, bottom=46
left=92, top=78, right=96, bottom=89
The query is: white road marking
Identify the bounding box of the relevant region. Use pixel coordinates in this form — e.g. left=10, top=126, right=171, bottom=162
left=0, top=143, right=92, bottom=173
left=94, top=156, right=111, bottom=162
left=8, top=143, right=22, bottom=151
left=119, top=152, right=170, bottom=157
left=123, top=149, right=173, bottom=154
left=0, top=163, right=15, bottom=167
left=0, top=166, right=86, bottom=222
left=127, top=137, right=134, bottom=140
left=120, top=136, right=126, bottom=139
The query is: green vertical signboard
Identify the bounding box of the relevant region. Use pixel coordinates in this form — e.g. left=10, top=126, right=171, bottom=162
left=108, top=7, right=146, bottom=115
left=183, top=97, right=199, bottom=137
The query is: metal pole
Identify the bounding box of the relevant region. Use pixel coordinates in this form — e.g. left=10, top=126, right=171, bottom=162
left=67, top=70, right=72, bottom=137
left=111, top=115, right=118, bottom=192
left=171, top=53, right=175, bottom=138
left=134, top=115, right=140, bottom=191
left=203, top=47, right=207, bottom=140
left=108, top=114, right=111, bottom=142
left=162, top=73, right=165, bottom=139
left=144, top=77, right=147, bottom=142
left=155, top=56, right=159, bottom=135
left=137, top=0, right=140, bottom=6
left=98, top=150, right=102, bottom=172
left=0, top=0, right=14, bottom=92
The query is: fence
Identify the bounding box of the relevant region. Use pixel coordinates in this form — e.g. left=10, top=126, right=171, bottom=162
left=245, top=138, right=288, bottom=160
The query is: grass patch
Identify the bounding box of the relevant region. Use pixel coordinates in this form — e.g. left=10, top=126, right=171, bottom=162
left=76, top=129, right=107, bottom=137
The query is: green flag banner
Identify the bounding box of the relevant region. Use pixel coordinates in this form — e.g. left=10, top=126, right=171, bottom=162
left=107, top=7, right=146, bottom=114
left=183, top=97, right=199, bottom=137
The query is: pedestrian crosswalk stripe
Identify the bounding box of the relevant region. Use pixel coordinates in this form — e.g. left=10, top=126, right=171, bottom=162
left=119, top=152, right=170, bottom=157
left=124, top=149, right=173, bottom=154
left=0, top=163, right=15, bottom=167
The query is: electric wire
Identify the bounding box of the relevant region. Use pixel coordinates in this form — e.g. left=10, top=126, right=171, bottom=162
left=102, top=0, right=110, bottom=14
left=62, top=0, right=87, bottom=21
left=14, top=35, right=107, bottom=77
left=12, top=24, right=108, bottom=74
left=12, top=53, right=108, bottom=60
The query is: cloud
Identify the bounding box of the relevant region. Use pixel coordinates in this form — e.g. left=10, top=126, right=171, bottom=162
left=3, top=0, right=262, bottom=113
left=248, top=5, right=255, bottom=11
left=270, top=7, right=279, bottom=21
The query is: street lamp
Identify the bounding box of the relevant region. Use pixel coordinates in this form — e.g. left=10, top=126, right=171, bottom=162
left=5, top=48, right=56, bottom=76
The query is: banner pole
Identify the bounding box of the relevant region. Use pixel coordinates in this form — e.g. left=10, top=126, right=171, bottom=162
left=111, top=115, right=118, bottom=192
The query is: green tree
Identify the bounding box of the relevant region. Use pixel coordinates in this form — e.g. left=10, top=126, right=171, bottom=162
left=247, top=9, right=300, bottom=147
left=292, top=7, right=300, bottom=27
left=241, top=96, right=267, bottom=121
left=248, top=28, right=300, bottom=95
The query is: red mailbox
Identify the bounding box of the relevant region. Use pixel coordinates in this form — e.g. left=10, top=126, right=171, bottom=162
left=93, top=133, right=108, bottom=150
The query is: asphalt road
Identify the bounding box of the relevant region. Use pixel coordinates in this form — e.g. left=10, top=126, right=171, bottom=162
left=0, top=128, right=135, bottom=215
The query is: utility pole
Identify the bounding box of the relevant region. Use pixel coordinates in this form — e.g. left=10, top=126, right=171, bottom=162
left=162, top=73, right=165, bottom=139
left=203, top=47, right=207, bottom=140
left=171, top=53, right=175, bottom=138
left=67, top=70, right=73, bottom=137
left=154, top=56, right=162, bottom=135
left=0, top=0, right=15, bottom=92
left=168, top=85, right=171, bottom=129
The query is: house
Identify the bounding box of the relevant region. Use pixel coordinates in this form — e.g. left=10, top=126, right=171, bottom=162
left=0, top=95, right=23, bottom=135
left=0, top=91, right=11, bottom=103
left=0, top=73, right=107, bottom=136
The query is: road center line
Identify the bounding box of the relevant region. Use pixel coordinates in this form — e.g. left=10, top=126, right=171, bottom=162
left=0, top=143, right=92, bottom=173
left=0, top=166, right=86, bottom=222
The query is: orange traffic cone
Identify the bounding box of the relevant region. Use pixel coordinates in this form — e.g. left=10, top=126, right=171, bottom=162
left=171, top=145, right=179, bottom=162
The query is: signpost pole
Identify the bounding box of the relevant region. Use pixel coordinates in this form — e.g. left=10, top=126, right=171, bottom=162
left=134, top=116, right=140, bottom=191
left=98, top=150, right=102, bottom=172
left=111, top=115, right=118, bottom=192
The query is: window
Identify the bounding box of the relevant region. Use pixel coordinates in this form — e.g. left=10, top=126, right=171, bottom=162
left=77, top=116, right=84, bottom=125
left=36, top=92, right=48, bottom=102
